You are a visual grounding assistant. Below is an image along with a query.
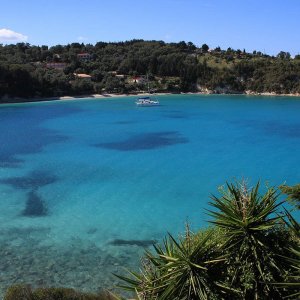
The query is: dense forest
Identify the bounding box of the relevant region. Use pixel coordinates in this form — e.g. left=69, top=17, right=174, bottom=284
left=0, top=40, right=300, bottom=102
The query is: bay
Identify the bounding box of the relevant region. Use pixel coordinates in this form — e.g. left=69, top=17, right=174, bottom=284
left=0, top=94, right=300, bottom=296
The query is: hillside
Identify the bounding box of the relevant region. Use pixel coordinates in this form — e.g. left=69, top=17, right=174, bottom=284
left=0, top=40, right=300, bottom=102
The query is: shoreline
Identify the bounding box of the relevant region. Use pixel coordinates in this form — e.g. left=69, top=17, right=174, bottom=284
left=1, top=91, right=300, bottom=105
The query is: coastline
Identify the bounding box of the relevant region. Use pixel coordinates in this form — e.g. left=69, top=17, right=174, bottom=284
left=1, top=91, right=300, bottom=105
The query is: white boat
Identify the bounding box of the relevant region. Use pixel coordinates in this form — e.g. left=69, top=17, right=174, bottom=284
left=135, top=74, right=160, bottom=106
left=136, top=96, right=160, bottom=106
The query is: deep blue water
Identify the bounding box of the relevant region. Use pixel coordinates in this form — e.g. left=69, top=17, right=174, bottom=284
left=0, top=94, right=300, bottom=295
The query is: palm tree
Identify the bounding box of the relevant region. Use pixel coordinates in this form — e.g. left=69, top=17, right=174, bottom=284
left=116, top=180, right=297, bottom=299
left=115, top=227, right=226, bottom=300
left=208, top=181, right=290, bottom=299
left=280, top=184, right=300, bottom=210
left=275, top=209, right=300, bottom=299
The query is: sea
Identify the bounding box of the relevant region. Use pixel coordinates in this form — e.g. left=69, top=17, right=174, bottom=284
left=0, top=94, right=300, bottom=296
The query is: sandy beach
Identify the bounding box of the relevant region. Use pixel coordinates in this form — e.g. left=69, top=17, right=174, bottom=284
left=58, top=92, right=174, bottom=100
left=51, top=91, right=300, bottom=102
left=37, top=91, right=300, bottom=99
left=1, top=91, right=300, bottom=105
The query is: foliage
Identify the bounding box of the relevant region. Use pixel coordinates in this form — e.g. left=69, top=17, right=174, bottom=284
left=1, top=40, right=300, bottom=101
left=201, top=44, right=209, bottom=53
left=117, top=181, right=299, bottom=299
left=4, top=285, right=116, bottom=300
left=4, top=284, right=32, bottom=300
left=116, top=226, right=228, bottom=300
left=280, top=184, right=300, bottom=210
left=208, top=181, right=290, bottom=298
left=275, top=209, right=300, bottom=299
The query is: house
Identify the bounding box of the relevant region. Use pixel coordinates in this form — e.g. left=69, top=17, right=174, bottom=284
left=128, top=76, right=146, bottom=84
left=115, top=74, right=125, bottom=79
left=108, top=71, right=125, bottom=79
left=46, top=62, right=67, bottom=70
left=74, top=73, right=92, bottom=80
left=77, top=53, right=92, bottom=61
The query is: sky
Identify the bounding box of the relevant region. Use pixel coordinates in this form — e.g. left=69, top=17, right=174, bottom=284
left=0, top=0, right=299, bottom=56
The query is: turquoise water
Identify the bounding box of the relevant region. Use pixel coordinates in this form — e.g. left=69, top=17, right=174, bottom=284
left=0, top=94, right=300, bottom=295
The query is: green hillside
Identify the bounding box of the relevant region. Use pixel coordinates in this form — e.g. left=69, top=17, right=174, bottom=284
left=0, top=40, right=299, bottom=101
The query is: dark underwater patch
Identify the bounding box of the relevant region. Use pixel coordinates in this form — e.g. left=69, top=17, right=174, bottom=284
left=113, top=120, right=136, bottom=125
left=0, top=157, right=23, bottom=168
left=108, top=239, right=156, bottom=247
left=95, top=131, right=188, bottom=151
left=263, top=121, right=300, bottom=138
left=2, top=226, right=50, bottom=236
left=234, top=119, right=300, bottom=139
left=0, top=170, right=57, bottom=190
left=0, top=104, right=80, bottom=167
left=0, top=129, right=67, bottom=168
left=86, top=228, right=98, bottom=235
left=165, top=114, right=188, bottom=119
left=21, top=190, right=48, bottom=217
left=163, top=110, right=189, bottom=119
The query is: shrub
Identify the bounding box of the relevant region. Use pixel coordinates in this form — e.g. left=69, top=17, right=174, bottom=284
left=117, top=180, right=299, bottom=299
left=4, top=285, right=116, bottom=300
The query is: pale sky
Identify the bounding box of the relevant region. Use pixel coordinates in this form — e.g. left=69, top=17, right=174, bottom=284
left=0, top=0, right=299, bottom=55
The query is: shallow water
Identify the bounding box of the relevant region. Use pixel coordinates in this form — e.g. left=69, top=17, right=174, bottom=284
left=0, top=94, right=300, bottom=296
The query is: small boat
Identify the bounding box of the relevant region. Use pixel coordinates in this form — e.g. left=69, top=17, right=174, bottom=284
left=135, top=74, right=160, bottom=106
left=136, top=96, right=160, bottom=106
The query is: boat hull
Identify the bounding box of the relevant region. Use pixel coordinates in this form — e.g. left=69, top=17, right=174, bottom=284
left=136, top=102, right=160, bottom=107
left=136, top=96, right=160, bottom=106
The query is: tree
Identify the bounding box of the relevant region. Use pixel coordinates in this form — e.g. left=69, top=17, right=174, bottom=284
left=276, top=210, right=300, bottom=299
left=102, top=75, right=125, bottom=93
left=277, top=51, right=291, bottom=59
left=1, top=40, right=300, bottom=101
left=201, top=43, right=209, bottom=53
left=280, top=183, right=300, bottom=210
left=187, top=41, right=196, bottom=51
left=208, top=181, right=291, bottom=299
left=117, top=181, right=297, bottom=299
left=116, top=227, right=227, bottom=300
left=177, top=41, right=187, bottom=50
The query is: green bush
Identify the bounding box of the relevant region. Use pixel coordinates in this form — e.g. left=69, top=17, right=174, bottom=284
left=116, top=226, right=227, bottom=299
left=280, top=184, right=300, bottom=210
left=4, top=285, right=116, bottom=300
left=4, top=284, right=33, bottom=300
left=117, top=181, right=299, bottom=299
